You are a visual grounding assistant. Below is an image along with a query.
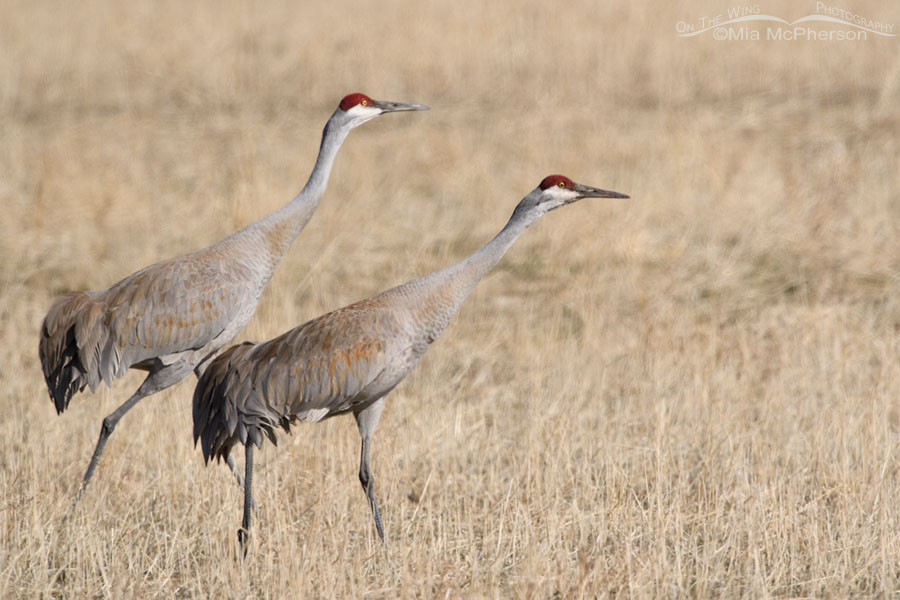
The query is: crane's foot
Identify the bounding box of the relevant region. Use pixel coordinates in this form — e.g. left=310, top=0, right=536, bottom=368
left=237, top=527, right=250, bottom=558
left=70, top=487, right=86, bottom=511
left=66, top=476, right=94, bottom=520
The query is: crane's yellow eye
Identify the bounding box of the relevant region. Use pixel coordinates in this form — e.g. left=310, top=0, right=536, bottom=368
left=558, top=181, right=566, bottom=188
left=361, top=99, right=368, bottom=106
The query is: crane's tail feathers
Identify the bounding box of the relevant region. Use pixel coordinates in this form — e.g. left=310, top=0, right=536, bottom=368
left=193, top=342, right=284, bottom=466
left=39, top=322, right=84, bottom=414
left=39, top=292, right=125, bottom=414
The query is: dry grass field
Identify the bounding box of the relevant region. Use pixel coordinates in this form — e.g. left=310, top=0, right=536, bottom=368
left=2, top=0, right=900, bottom=597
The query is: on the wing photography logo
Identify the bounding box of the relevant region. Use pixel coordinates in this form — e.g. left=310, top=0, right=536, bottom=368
left=675, top=2, right=895, bottom=41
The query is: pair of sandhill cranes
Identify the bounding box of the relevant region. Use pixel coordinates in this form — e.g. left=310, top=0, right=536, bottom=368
left=39, top=92, right=628, bottom=550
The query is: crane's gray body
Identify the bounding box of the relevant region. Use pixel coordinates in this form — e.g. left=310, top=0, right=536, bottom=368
left=192, top=177, right=629, bottom=544
left=194, top=223, right=505, bottom=463
left=40, top=212, right=306, bottom=411
left=37, top=95, right=427, bottom=499
left=38, top=108, right=358, bottom=415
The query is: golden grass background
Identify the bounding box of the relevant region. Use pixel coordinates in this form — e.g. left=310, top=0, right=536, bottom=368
left=2, top=0, right=900, bottom=596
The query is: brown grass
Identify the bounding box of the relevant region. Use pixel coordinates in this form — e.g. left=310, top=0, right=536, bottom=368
left=3, top=0, right=900, bottom=597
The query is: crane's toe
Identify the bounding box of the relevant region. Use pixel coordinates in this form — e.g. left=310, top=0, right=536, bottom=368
left=237, top=528, right=250, bottom=557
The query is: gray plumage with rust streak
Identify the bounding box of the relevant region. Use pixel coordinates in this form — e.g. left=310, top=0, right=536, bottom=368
left=193, top=175, right=629, bottom=547
left=38, top=93, right=428, bottom=502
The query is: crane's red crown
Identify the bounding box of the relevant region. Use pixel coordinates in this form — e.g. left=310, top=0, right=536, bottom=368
left=340, top=93, right=374, bottom=111
left=539, top=175, right=574, bottom=190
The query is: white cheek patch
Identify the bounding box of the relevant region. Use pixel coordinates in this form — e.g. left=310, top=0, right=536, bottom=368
left=547, top=186, right=579, bottom=203
left=345, top=104, right=379, bottom=119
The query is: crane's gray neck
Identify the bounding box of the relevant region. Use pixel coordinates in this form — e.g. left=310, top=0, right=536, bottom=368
left=296, top=115, right=349, bottom=205
left=245, top=112, right=350, bottom=267
left=456, top=207, right=534, bottom=287
left=271, top=115, right=349, bottom=238
left=402, top=200, right=541, bottom=342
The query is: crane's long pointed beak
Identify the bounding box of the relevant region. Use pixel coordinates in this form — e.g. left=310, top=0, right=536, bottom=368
left=574, top=183, right=629, bottom=199
left=373, top=100, right=429, bottom=113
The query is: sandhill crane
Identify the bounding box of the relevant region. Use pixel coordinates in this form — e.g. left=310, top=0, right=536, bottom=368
left=193, top=175, right=628, bottom=548
left=39, top=93, right=428, bottom=502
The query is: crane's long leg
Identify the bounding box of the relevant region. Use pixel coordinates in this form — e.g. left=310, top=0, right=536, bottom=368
left=73, top=389, right=148, bottom=506
left=72, top=363, right=192, bottom=507
left=238, top=443, right=254, bottom=555
left=227, top=454, right=260, bottom=515
left=359, top=436, right=384, bottom=542
left=355, top=399, right=385, bottom=542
